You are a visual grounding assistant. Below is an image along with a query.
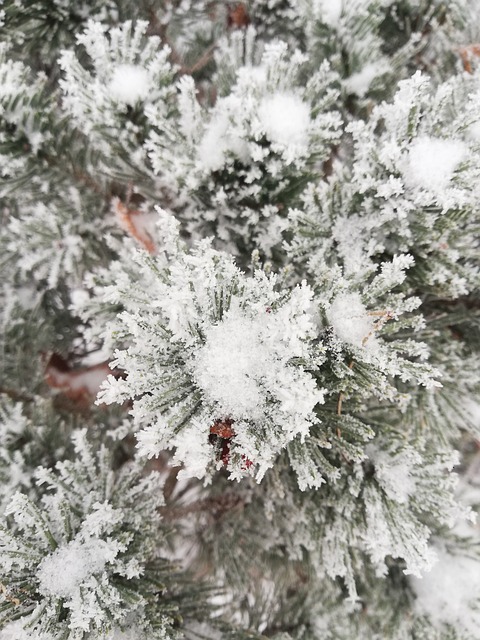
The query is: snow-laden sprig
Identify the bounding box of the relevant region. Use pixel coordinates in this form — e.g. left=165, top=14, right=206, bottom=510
left=291, top=0, right=395, bottom=96
left=187, top=433, right=470, bottom=615
left=286, top=0, right=462, bottom=104
left=348, top=71, right=477, bottom=207
left=0, top=430, right=179, bottom=639
left=0, top=400, right=34, bottom=512
left=287, top=71, right=480, bottom=295
left=350, top=70, right=480, bottom=297
left=92, top=211, right=325, bottom=484
left=0, top=619, right=171, bottom=640
left=0, top=1, right=121, bottom=69
left=3, top=188, right=114, bottom=289
left=0, top=396, right=50, bottom=515
left=221, top=0, right=439, bottom=104
left=148, top=39, right=340, bottom=176
left=0, top=397, right=71, bottom=515
left=246, top=536, right=478, bottom=640
left=263, top=436, right=470, bottom=602
left=264, top=251, right=442, bottom=479
left=146, top=36, right=341, bottom=256
left=83, top=211, right=440, bottom=490
left=303, top=252, right=441, bottom=405
left=59, top=20, right=175, bottom=166
left=0, top=45, right=55, bottom=187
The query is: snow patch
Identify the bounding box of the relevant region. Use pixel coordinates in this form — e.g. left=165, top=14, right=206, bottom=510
left=344, top=62, right=388, bottom=97
left=405, top=137, right=467, bottom=192
left=258, top=92, right=310, bottom=150
left=109, top=64, right=150, bottom=105
left=198, top=111, right=249, bottom=172
left=193, top=311, right=277, bottom=421
left=326, top=293, right=375, bottom=348
left=37, top=538, right=115, bottom=598
left=315, top=0, right=343, bottom=25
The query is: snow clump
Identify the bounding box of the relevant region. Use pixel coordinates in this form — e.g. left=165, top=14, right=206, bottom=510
left=37, top=537, right=116, bottom=598
left=257, top=92, right=311, bottom=151
left=405, top=137, right=467, bottom=192
left=109, top=64, right=151, bottom=105
left=326, top=292, right=376, bottom=348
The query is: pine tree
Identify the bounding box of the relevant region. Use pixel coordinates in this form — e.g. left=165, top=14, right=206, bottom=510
left=1, top=1, right=480, bottom=638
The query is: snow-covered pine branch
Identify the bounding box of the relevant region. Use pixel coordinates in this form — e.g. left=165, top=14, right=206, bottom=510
left=1, top=2, right=480, bottom=639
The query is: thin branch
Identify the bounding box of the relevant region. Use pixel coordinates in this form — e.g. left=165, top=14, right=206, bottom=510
left=160, top=493, right=244, bottom=521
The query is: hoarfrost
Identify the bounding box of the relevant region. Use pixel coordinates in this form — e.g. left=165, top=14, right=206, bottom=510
left=171, top=420, right=212, bottom=480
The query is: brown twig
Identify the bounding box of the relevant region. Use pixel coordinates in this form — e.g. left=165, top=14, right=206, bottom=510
left=0, top=583, right=21, bottom=606
left=146, top=6, right=216, bottom=75
left=458, top=44, right=480, bottom=74
left=182, top=44, right=216, bottom=75
left=159, top=492, right=244, bottom=521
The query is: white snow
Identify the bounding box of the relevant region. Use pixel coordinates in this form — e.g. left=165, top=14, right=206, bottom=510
left=405, top=137, right=467, bottom=191
left=171, top=420, right=212, bottom=480
left=192, top=294, right=322, bottom=427
left=366, top=444, right=420, bottom=504
left=411, top=547, right=480, bottom=635
left=37, top=538, right=114, bottom=598
left=197, top=113, right=230, bottom=172
left=69, top=287, right=90, bottom=309
left=326, top=292, right=375, bottom=348
left=314, top=0, right=343, bottom=25
left=197, top=110, right=249, bottom=172
left=257, top=92, right=310, bottom=150
left=0, top=620, right=40, bottom=640
left=344, top=61, right=388, bottom=97
left=193, top=312, right=273, bottom=420
left=109, top=64, right=150, bottom=105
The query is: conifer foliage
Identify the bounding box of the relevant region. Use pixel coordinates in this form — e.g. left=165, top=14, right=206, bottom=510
left=1, top=1, right=480, bottom=639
